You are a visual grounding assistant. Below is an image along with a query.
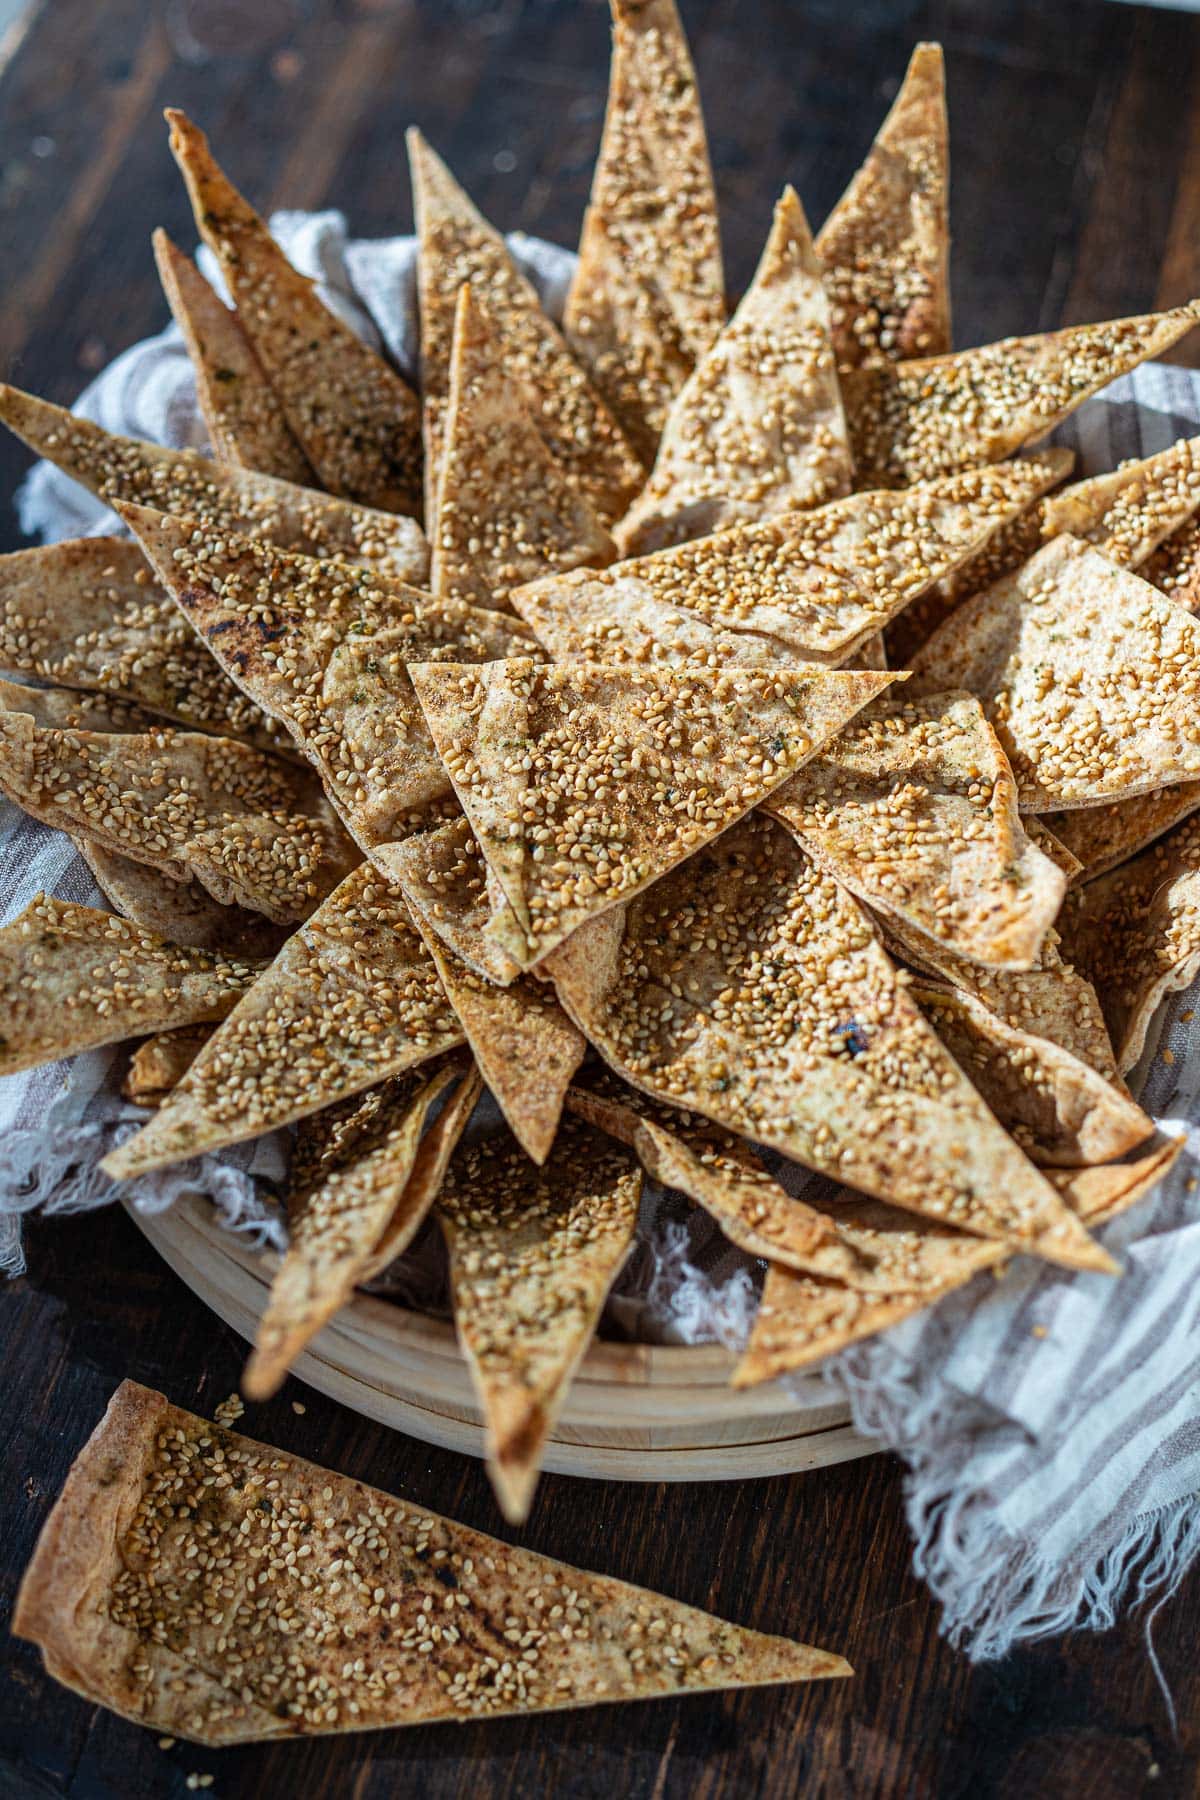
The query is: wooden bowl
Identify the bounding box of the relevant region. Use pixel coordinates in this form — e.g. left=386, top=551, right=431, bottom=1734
left=127, top=1196, right=876, bottom=1482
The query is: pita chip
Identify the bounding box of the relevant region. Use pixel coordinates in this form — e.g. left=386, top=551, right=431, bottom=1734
left=122, top=1025, right=214, bottom=1108
left=431, top=286, right=614, bottom=613
left=14, top=1381, right=849, bottom=1742
left=842, top=300, right=1200, bottom=489
left=0, top=703, right=357, bottom=924
left=74, top=837, right=288, bottom=961
left=1040, top=434, right=1200, bottom=569
left=1024, top=816, right=1082, bottom=883
left=439, top=1117, right=642, bottom=1520
left=615, top=188, right=851, bottom=556
left=243, top=1059, right=467, bottom=1399
left=120, top=502, right=531, bottom=862
left=166, top=111, right=421, bottom=515
left=0, top=895, right=259, bottom=1077
left=1041, top=784, right=1200, bottom=885
left=911, top=981, right=1153, bottom=1167
left=0, top=678, right=159, bottom=735
left=408, top=129, right=643, bottom=524
left=563, top=0, right=724, bottom=461
left=514, top=456, right=1073, bottom=671
left=1059, top=811, right=1200, bottom=1072
left=0, top=385, right=428, bottom=582
left=403, top=860, right=586, bottom=1163
left=910, top=536, right=1200, bottom=810
left=410, top=656, right=894, bottom=969
left=0, top=537, right=290, bottom=755
left=385, top=813, right=520, bottom=986
left=101, top=864, right=465, bottom=1178
left=1144, top=512, right=1200, bottom=613
left=767, top=690, right=1065, bottom=970
left=884, top=499, right=1054, bottom=667
left=152, top=229, right=313, bottom=485
left=549, top=812, right=1113, bottom=1271
left=816, top=42, right=950, bottom=369
left=1053, top=1135, right=1183, bottom=1227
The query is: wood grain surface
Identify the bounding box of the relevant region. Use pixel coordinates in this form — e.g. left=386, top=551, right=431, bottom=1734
left=3, top=1, right=1200, bottom=1795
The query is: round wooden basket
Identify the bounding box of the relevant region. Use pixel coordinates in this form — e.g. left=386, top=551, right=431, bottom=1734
left=128, top=1196, right=875, bottom=1483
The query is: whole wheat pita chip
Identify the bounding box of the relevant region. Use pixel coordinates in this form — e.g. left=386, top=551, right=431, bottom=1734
left=882, top=914, right=1117, bottom=1078
left=0, top=895, right=260, bottom=1077
left=122, top=1025, right=215, bottom=1108
left=0, top=537, right=289, bottom=754
left=842, top=301, right=1200, bottom=489
left=1058, top=811, right=1200, bottom=1072
left=0, top=705, right=357, bottom=924
left=74, top=836, right=288, bottom=961
left=411, top=656, right=894, bottom=970
left=243, top=1059, right=467, bottom=1400
left=549, top=812, right=1112, bottom=1271
left=167, top=111, right=421, bottom=515
left=408, top=129, right=643, bottom=525
left=615, top=188, right=851, bottom=556
left=385, top=814, right=520, bottom=986
left=1053, top=1135, right=1183, bottom=1226
left=911, top=980, right=1152, bottom=1167
left=1144, top=512, right=1200, bottom=612
left=0, top=678, right=160, bottom=734
left=766, top=690, right=1065, bottom=971
left=816, top=42, right=950, bottom=369
left=1040, top=435, right=1200, bottom=570
left=563, top=0, right=724, bottom=462
left=100, top=865, right=465, bottom=1178
left=439, top=1116, right=642, bottom=1521
left=515, top=457, right=1073, bottom=671
left=14, top=1381, right=848, bottom=1743
left=0, top=385, right=428, bottom=582
left=431, top=286, right=614, bottom=613
left=120, top=501, right=530, bottom=862
left=405, top=882, right=585, bottom=1164
left=152, top=229, right=314, bottom=485
left=1040, top=785, right=1200, bottom=885
left=910, top=536, right=1200, bottom=809
left=362, top=1063, right=484, bottom=1281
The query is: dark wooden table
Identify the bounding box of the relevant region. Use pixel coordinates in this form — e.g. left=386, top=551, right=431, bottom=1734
left=3, top=1, right=1200, bottom=1794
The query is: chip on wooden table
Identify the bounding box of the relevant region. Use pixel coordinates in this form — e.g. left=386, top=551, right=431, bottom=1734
left=101, top=865, right=465, bottom=1177
left=549, top=812, right=1113, bottom=1272
left=166, top=110, right=422, bottom=515
left=0, top=385, right=429, bottom=582
left=816, top=41, right=950, bottom=369
left=564, top=0, right=724, bottom=462
left=410, top=655, right=894, bottom=971
left=14, top=1381, right=850, bottom=1743
left=615, top=187, right=851, bottom=556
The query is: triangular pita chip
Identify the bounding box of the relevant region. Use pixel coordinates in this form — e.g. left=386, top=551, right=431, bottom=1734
left=0, top=895, right=259, bottom=1077
left=0, top=677, right=159, bottom=734
left=14, top=1381, right=849, bottom=1743
left=0, top=537, right=289, bottom=755
left=815, top=42, right=950, bottom=368
left=842, top=301, right=1200, bottom=489
left=151, top=228, right=314, bottom=484
left=0, top=385, right=428, bottom=581
left=120, top=502, right=530, bottom=861
left=122, top=1025, right=214, bottom=1108
left=362, top=1063, right=484, bottom=1281
left=243, top=1059, right=467, bottom=1400
left=766, top=690, right=1065, bottom=970
left=101, top=865, right=465, bottom=1177
left=167, top=111, right=421, bottom=514
left=0, top=704, right=357, bottom=924
left=1144, top=512, right=1200, bottom=612
left=1059, top=811, right=1200, bottom=1072
left=384, top=813, right=520, bottom=985
left=408, top=129, right=643, bottom=524
left=911, top=980, right=1152, bottom=1167
left=515, top=456, right=1073, bottom=670
left=74, top=836, right=288, bottom=961
left=615, top=188, right=851, bottom=556
left=1053, top=1135, right=1183, bottom=1226
left=549, top=812, right=1112, bottom=1271
left=1022, top=815, right=1082, bottom=883
left=1039, top=434, right=1200, bottom=568
left=563, top=0, right=724, bottom=461
left=431, top=286, right=614, bottom=612
left=410, top=656, right=895, bottom=969
left=438, top=1116, right=642, bottom=1520
left=1040, top=783, right=1200, bottom=885
left=404, top=873, right=585, bottom=1164
left=911, top=536, right=1200, bottom=809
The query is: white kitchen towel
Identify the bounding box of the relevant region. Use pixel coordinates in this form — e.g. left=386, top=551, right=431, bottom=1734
left=7, top=211, right=1200, bottom=1666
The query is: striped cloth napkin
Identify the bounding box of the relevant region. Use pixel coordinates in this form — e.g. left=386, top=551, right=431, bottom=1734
left=7, top=214, right=1200, bottom=1666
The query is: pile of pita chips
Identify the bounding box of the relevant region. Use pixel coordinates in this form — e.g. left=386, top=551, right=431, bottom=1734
left=15, top=1382, right=849, bottom=1743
